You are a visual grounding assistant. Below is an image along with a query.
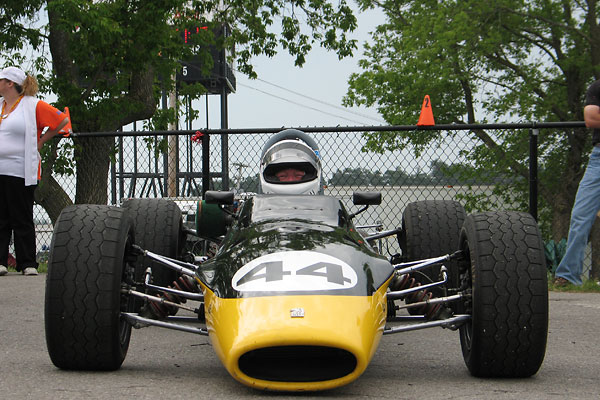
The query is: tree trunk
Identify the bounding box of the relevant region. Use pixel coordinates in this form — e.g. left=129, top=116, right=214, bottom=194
left=35, top=138, right=73, bottom=224
left=550, top=208, right=571, bottom=243
left=74, top=136, right=114, bottom=205
left=549, top=187, right=575, bottom=242
left=35, top=175, right=73, bottom=224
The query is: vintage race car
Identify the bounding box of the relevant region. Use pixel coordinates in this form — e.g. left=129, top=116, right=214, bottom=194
left=44, top=189, right=549, bottom=391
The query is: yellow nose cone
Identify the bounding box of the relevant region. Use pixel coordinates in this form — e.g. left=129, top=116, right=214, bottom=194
left=203, top=286, right=388, bottom=391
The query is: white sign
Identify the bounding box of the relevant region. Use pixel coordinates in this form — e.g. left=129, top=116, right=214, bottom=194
left=290, top=308, right=305, bottom=318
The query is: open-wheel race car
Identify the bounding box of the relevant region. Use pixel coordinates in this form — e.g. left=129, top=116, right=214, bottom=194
left=44, top=130, right=548, bottom=392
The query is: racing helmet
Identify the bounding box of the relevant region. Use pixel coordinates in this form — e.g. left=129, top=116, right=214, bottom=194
left=259, top=130, right=323, bottom=195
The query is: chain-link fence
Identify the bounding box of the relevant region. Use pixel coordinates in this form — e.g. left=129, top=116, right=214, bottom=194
left=25, top=122, right=594, bottom=278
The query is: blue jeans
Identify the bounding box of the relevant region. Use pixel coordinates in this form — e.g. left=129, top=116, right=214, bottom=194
left=555, top=146, right=600, bottom=285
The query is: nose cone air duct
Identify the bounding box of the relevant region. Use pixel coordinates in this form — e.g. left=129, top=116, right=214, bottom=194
left=238, top=345, right=357, bottom=383
left=203, top=288, right=389, bottom=391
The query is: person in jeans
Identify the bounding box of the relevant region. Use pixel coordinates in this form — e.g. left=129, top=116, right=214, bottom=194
left=554, top=79, right=600, bottom=286
left=0, top=66, right=69, bottom=276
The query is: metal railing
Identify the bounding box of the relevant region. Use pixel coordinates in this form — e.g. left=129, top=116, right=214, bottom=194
left=25, top=121, right=591, bottom=276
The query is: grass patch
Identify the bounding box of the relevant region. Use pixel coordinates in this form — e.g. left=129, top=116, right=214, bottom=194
left=6, top=262, right=47, bottom=274
left=548, top=272, right=600, bottom=293
left=38, top=262, right=48, bottom=273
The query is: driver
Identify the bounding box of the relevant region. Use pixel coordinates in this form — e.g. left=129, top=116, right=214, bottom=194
left=275, top=167, right=306, bottom=182
left=259, top=130, right=323, bottom=195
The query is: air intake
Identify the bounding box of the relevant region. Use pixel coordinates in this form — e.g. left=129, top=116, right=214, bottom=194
left=238, top=345, right=357, bottom=382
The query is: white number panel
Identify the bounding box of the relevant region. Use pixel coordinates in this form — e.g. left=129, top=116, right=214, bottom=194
left=232, top=250, right=358, bottom=292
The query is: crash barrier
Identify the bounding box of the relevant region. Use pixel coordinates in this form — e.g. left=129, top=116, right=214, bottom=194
left=27, top=121, right=596, bottom=279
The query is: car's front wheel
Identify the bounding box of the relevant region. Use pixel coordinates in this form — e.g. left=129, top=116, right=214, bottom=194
left=45, top=205, right=136, bottom=370
left=458, top=211, right=548, bottom=377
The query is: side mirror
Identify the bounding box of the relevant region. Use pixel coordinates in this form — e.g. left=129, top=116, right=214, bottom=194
left=349, top=192, right=381, bottom=219
left=353, top=192, right=382, bottom=206
left=205, top=190, right=234, bottom=205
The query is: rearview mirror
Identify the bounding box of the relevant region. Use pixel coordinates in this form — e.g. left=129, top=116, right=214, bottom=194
left=353, top=192, right=382, bottom=206
left=205, top=191, right=234, bottom=205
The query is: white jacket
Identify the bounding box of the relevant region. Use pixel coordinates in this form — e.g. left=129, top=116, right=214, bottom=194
left=21, top=96, right=41, bottom=186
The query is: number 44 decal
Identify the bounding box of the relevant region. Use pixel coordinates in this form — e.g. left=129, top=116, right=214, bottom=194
left=232, top=251, right=358, bottom=292
left=236, top=261, right=351, bottom=286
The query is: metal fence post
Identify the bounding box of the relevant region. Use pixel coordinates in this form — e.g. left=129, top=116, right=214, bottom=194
left=202, top=132, right=210, bottom=197
left=529, top=127, right=539, bottom=221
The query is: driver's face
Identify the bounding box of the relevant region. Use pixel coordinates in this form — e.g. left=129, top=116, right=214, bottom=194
left=276, top=168, right=306, bottom=182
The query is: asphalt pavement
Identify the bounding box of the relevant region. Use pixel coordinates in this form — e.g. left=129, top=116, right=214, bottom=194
left=1, top=272, right=599, bottom=399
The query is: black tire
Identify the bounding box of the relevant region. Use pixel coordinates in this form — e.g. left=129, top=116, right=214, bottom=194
left=45, top=205, right=135, bottom=370
left=399, top=200, right=466, bottom=296
left=458, top=211, right=548, bottom=377
left=121, top=198, right=184, bottom=288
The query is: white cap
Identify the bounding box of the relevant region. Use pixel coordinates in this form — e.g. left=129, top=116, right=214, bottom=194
left=0, top=66, right=27, bottom=85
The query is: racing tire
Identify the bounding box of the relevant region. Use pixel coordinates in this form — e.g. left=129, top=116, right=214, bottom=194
left=121, top=198, right=184, bottom=289
left=45, top=205, right=136, bottom=370
left=458, top=211, right=548, bottom=378
left=399, top=200, right=466, bottom=302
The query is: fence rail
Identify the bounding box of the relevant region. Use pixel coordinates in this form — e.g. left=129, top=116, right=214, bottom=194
left=23, top=121, right=591, bottom=277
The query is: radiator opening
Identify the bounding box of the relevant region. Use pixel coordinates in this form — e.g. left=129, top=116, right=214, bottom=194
left=238, top=345, right=357, bottom=382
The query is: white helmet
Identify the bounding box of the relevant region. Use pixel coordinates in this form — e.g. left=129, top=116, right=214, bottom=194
left=259, top=130, right=322, bottom=195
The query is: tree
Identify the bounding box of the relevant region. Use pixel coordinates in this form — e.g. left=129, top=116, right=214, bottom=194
left=328, top=167, right=383, bottom=186
left=382, top=166, right=410, bottom=186
left=345, top=0, right=599, bottom=241
left=238, top=173, right=260, bottom=193
left=2, top=0, right=358, bottom=222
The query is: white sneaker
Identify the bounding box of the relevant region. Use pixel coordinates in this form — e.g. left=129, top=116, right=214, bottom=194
left=23, top=267, right=38, bottom=276
left=0, top=265, right=7, bottom=276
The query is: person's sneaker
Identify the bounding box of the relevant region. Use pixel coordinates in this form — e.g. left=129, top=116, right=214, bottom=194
left=553, top=277, right=570, bottom=287
left=23, top=267, right=38, bottom=276
left=0, top=265, right=7, bottom=276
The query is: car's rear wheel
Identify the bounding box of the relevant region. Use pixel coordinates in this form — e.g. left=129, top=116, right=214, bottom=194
left=399, top=200, right=466, bottom=307
left=458, top=211, right=548, bottom=377
left=122, top=198, right=184, bottom=288
left=45, top=205, right=135, bottom=370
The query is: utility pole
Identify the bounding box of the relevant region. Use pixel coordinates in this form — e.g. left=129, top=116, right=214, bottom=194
left=167, top=76, right=178, bottom=198
left=233, top=162, right=248, bottom=192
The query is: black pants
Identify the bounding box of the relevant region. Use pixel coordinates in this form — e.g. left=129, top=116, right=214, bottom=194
left=0, top=175, right=38, bottom=271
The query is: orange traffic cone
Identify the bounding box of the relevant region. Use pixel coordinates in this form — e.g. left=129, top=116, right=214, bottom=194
left=417, top=95, right=435, bottom=126
left=59, top=107, right=73, bottom=137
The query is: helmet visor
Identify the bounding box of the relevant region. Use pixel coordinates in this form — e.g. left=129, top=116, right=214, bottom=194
left=261, top=141, right=320, bottom=185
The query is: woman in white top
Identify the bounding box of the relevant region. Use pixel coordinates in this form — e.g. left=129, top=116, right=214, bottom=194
left=0, top=66, right=69, bottom=276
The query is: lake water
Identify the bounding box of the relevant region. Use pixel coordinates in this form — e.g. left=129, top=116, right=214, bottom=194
left=29, top=185, right=501, bottom=260
left=25, top=185, right=594, bottom=278
left=325, top=185, right=501, bottom=229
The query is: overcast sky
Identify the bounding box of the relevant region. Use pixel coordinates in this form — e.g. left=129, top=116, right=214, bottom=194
left=196, top=7, right=387, bottom=130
